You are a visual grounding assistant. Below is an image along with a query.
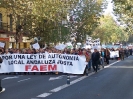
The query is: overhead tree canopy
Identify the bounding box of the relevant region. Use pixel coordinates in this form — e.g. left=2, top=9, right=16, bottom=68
left=0, top=0, right=108, bottom=44
left=66, top=0, right=107, bottom=43
left=92, top=15, right=128, bottom=44
left=113, top=0, right=133, bottom=34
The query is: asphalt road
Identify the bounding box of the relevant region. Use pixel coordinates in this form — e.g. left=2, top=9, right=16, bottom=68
left=0, top=57, right=133, bottom=99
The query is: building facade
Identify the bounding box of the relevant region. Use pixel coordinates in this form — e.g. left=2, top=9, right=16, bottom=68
left=0, top=8, right=31, bottom=49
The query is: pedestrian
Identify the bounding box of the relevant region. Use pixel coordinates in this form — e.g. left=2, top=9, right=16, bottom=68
left=119, top=48, right=124, bottom=60
left=80, top=49, right=90, bottom=75
left=0, top=80, right=5, bottom=93
left=87, top=49, right=92, bottom=71
left=92, top=48, right=100, bottom=72
left=0, top=49, right=5, bottom=93
left=100, top=48, right=105, bottom=68
left=104, top=48, right=110, bottom=65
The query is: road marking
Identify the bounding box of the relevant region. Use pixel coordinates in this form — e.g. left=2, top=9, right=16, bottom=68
left=49, top=76, right=63, bottom=81
left=50, top=84, right=69, bottom=92
left=104, top=60, right=120, bottom=68
left=70, top=75, right=78, bottom=78
left=50, top=73, right=94, bottom=93
left=36, top=60, right=121, bottom=98
left=49, top=75, right=78, bottom=81
left=37, top=93, right=52, bottom=98
left=2, top=76, right=19, bottom=80
left=18, top=78, right=31, bottom=82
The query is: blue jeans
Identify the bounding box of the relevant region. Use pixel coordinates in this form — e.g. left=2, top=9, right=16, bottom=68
left=88, top=60, right=92, bottom=69
left=101, top=57, right=104, bottom=66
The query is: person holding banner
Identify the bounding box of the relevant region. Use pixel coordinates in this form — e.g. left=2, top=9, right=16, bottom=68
left=82, top=49, right=90, bottom=75
left=87, top=49, right=92, bottom=71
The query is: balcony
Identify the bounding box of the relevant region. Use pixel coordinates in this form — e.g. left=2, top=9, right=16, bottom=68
left=0, top=22, right=8, bottom=31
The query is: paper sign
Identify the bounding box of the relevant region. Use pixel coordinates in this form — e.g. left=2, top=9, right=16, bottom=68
left=0, top=42, right=5, bottom=48
left=55, top=44, right=67, bottom=50
left=32, top=43, right=40, bottom=49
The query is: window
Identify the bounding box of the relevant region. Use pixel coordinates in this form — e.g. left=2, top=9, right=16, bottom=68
left=0, top=13, right=2, bottom=29
left=9, top=14, right=13, bottom=31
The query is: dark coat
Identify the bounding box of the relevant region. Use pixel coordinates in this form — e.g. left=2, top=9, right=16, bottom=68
left=92, top=52, right=100, bottom=62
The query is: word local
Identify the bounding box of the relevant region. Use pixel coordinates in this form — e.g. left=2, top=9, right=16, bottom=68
left=25, top=64, right=57, bottom=72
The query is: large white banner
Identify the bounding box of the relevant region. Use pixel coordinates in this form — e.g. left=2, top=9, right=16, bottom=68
left=0, top=53, right=86, bottom=74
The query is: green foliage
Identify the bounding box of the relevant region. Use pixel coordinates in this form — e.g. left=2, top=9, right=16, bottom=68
left=0, top=0, right=107, bottom=43
left=68, top=0, right=107, bottom=43
left=92, top=15, right=128, bottom=43
left=113, top=0, right=133, bottom=34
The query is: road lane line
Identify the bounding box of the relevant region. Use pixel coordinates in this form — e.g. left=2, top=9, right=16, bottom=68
left=18, top=78, right=31, bottom=82
left=50, top=73, right=94, bottom=93
left=104, top=60, right=120, bottom=68
left=2, top=76, right=19, bottom=80
left=49, top=61, right=120, bottom=93
left=36, top=60, right=121, bottom=98
left=37, top=93, right=52, bottom=98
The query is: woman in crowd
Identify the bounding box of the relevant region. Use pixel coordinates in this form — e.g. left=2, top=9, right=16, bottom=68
left=104, top=48, right=110, bottom=65
left=100, top=48, right=105, bottom=68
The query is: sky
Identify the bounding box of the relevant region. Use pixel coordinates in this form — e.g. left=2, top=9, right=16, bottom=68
left=104, top=0, right=113, bottom=15
left=104, top=0, right=120, bottom=25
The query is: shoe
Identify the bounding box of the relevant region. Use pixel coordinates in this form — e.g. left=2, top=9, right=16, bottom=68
left=0, top=88, right=5, bottom=93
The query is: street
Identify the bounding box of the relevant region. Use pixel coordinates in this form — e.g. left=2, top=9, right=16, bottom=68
left=0, top=56, right=133, bottom=99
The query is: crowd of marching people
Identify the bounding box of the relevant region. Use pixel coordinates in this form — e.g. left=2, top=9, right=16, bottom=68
left=0, top=46, right=132, bottom=93
left=0, top=46, right=132, bottom=75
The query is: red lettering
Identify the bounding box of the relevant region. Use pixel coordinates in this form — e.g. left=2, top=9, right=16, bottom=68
left=48, top=65, right=57, bottom=71
left=40, top=65, right=47, bottom=71
left=25, top=64, right=57, bottom=72
left=31, top=65, right=39, bottom=71
left=25, top=65, right=31, bottom=71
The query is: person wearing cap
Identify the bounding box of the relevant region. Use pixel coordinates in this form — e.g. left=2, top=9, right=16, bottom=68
left=91, top=48, right=100, bottom=72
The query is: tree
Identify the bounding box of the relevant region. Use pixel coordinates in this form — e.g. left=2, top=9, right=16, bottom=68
left=0, top=0, right=79, bottom=44
left=113, top=0, right=133, bottom=34
left=66, top=0, right=107, bottom=44
left=0, top=0, right=108, bottom=45
left=92, top=15, right=128, bottom=44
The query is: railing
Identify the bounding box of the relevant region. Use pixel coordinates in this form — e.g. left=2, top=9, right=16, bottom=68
left=0, top=22, right=8, bottom=31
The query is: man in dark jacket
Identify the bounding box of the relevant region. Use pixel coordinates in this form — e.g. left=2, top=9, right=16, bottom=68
left=0, top=49, right=5, bottom=93
left=92, top=48, right=100, bottom=72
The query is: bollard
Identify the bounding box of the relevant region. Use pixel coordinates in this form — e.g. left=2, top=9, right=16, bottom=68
left=67, top=74, right=70, bottom=84
left=86, top=68, right=88, bottom=76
